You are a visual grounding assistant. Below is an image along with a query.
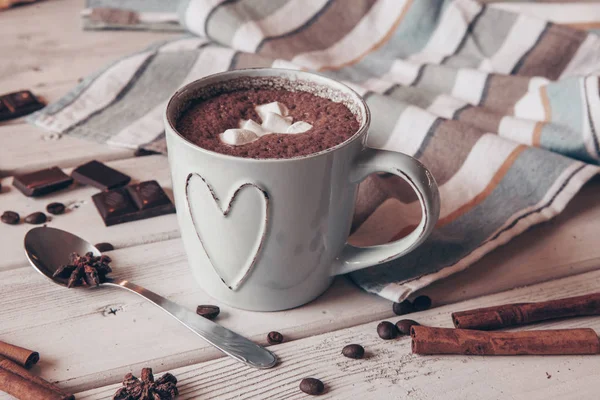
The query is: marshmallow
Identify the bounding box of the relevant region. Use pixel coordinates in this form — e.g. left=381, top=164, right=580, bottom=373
left=255, top=101, right=289, bottom=121
left=285, top=121, right=313, bottom=134
left=241, top=119, right=269, bottom=136
left=218, top=101, right=312, bottom=146
left=261, top=112, right=293, bottom=133
left=220, top=129, right=259, bottom=146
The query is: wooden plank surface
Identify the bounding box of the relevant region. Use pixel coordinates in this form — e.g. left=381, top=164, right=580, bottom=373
left=75, top=269, right=600, bottom=400
left=0, top=124, right=135, bottom=177
left=0, top=0, right=174, bottom=177
left=0, top=180, right=599, bottom=394
left=0, top=155, right=180, bottom=270
left=2, top=1, right=600, bottom=399
left=0, top=0, right=176, bottom=99
left=0, top=238, right=390, bottom=394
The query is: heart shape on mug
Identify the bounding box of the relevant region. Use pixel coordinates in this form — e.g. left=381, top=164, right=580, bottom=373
left=185, top=173, right=269, bottom=291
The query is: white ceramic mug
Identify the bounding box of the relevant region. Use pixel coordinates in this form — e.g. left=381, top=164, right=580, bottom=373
left=164, top=68, right=440, bottom=311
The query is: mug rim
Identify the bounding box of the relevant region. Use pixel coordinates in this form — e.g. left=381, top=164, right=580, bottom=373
left=164, top=68, right=371, bottom=163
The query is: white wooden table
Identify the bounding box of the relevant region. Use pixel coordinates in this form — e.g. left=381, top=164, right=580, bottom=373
left=1, top=1, right=600, bottom=399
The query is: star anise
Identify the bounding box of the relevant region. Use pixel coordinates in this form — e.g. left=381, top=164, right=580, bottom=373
left=53, top=252, right=113, bottom=288
left=113, top=368, right=178, bottom=400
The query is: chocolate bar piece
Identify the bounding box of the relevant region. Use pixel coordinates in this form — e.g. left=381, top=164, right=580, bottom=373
left=92, top=180, right=175, bottom=226
left=0, top=90, right=45, bottom=121
left=126, top=180, right=171, bottom=210
left=13, top=167, right=73, bottom=197
left=71, top=160, right=131, bottom=190
left=92, top=188, right=137, bottom=225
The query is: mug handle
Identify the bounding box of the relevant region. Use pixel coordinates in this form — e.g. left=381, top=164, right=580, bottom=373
left=332, top=148, right=440, bottom=276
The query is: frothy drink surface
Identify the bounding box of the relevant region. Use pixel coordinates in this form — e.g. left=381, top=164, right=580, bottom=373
left=176, top=88, right=359, bottom=159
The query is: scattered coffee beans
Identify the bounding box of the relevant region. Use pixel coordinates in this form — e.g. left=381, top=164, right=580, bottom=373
left=24, top=212, right=47, bottom=225
left=396, top=319, right=420, bottom=335
left=196, top=305, right=220, bottom=320
left=413, top=295, right=432, bottom=311
left=267, top=331, right=284, bottom=345
left=377, top=321, right=398, bottom=340
left=392, top=300, right=415, bottom=316
left=46, top=202, right=65, bottom=215
left=299, top=378, right=324, bottom=396
left=342, top=344, right=365, bottom=359
left=1, top=211, right=19, bottom=225
left=95, top=242, right=114, bottom=252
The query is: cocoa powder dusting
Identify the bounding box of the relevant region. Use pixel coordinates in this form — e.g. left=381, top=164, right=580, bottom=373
left=176, top=88, right=359, bottom=159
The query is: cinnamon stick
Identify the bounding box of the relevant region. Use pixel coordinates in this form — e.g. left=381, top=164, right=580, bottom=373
left=451, top=293, right=600, bottom=330
left=0, top=341, right=39, bottom=369
left=0, top=366, right=65, bottom=400
left=411, top=326, right=600, bottom=356
left=0, top=356, right=74, bottom=400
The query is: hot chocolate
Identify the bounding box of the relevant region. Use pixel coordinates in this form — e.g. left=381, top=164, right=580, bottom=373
left=175, top=87, right=359, bottom=159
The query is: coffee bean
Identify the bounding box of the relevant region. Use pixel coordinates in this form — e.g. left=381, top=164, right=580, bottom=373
left=299, top=378, right=324, bottom=395
left=24, top=212, right=47, bottom=225
left=413, top=295, right=432, bottom=311
left=267, top=331, right=283, bottom=345
left=1, top=211, right=20, bottom=225
left=396, top=319, right=420, bottom=335
left=377, top=321, right=398, bottom=340
left=196, top=305, right=220, bottom=320
left=46, top=202, right=65, bottom=215
left=95, top=242, right=114, bottom=252
left=392, top=300, right=414, bottom=316
left=342, top=344, right=364, bottom=359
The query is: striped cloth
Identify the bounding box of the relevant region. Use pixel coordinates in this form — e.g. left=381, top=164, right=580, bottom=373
left=29, top=0, right=600, bottom=302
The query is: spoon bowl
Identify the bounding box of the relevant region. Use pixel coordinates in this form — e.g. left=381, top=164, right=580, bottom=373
left=25, top=227, right=100, bottom=288
left=24, top=226, right=278, bottom=369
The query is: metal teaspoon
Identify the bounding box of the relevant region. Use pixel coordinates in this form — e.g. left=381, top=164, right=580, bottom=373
left=24, top=226, right=277, bottom=370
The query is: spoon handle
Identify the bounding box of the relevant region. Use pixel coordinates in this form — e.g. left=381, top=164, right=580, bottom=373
left=105, top=280, right=277, bottom=369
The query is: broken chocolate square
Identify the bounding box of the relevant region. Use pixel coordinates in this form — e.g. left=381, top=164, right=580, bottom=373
left=92, top=188, right=138, bottom=226
left=71, top=160, right=131, bottom=190
left=92, top=181, right=175, bottom=226
left=126, top=180, right=171, bottom=211
left=12, top=167, right=73, bottom=197
left=0, top=90, right=45, bottom=121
